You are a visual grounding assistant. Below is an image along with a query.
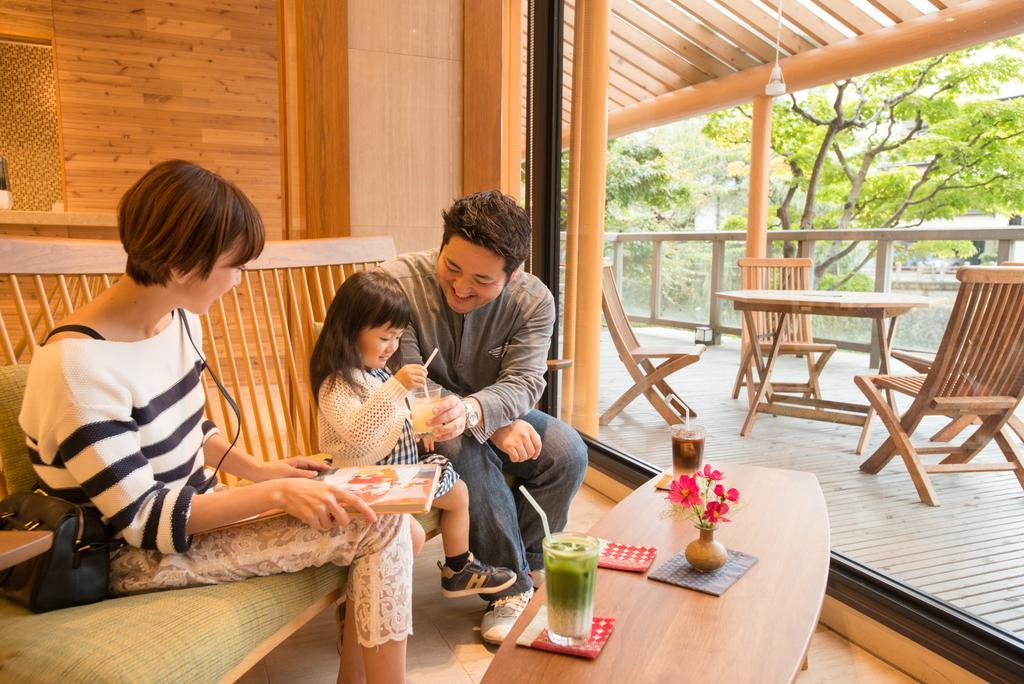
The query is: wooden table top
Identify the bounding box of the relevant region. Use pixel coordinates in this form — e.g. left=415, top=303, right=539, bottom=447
left=0, top=530, right=53, bottom=571
left=482, top=465, right=830, bottom=684
left=715, top=289, right=931, bottom=318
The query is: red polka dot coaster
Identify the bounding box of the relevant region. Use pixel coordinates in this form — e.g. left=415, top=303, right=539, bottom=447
left=515, top=607, right=616, bottom=659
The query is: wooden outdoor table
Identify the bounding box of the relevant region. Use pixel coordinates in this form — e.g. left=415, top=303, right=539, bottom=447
left=715, top=290, right=931, bottom=452
left=0, top=530, right=52, bottom=571
left=482, top=465, right=829, bottom=684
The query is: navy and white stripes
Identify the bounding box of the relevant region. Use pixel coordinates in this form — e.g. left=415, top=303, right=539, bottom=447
left=19, top=311, right=218, bottom=554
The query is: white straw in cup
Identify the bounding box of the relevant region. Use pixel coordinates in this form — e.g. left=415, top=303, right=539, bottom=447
left=518, top=485, right=552, bottom=542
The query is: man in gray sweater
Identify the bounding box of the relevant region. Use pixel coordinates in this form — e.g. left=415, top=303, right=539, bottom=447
left=382, top=191, right=587, bottom=644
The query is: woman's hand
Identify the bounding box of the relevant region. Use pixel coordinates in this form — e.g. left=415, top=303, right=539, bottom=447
left=251, top=456, right=329, bottom=482
left=394, top=364, right=428, bottom=390
left=275, top=478, right=378, bottom=530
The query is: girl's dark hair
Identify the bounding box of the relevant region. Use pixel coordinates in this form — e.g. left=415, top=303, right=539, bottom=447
left=310, top=271, right=412, bottom=401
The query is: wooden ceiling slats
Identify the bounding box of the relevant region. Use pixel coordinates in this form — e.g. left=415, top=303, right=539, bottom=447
left=806, top=0, right=885, bottom=35
left=866, top=0, right=924, bottom=23
left=713, top=0, right=817, bottom=55
left=636, top=0, right=761, bottom=71
left=612, top=1, right=734, bottom=79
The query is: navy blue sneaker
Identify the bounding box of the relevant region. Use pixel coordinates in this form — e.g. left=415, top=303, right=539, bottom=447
left=439, top=553, right=516, bottom=598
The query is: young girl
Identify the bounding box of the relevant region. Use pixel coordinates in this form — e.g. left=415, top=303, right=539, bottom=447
left=311, top=271, right=516, bottom=598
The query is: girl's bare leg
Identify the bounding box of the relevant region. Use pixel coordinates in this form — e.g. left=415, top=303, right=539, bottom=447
left=410, top=517, right=426, bottom=557
left=431, top=480, right=469, bottom=558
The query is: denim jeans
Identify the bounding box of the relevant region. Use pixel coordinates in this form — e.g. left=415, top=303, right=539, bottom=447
left=434, top=409, right=588, bottom=599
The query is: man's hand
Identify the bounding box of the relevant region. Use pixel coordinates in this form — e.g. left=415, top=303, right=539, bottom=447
left=251, top=456, right=330, bottom=482
left=491, top=420, right=542, bottom=462
left=427, top=395, right=467, bottom=442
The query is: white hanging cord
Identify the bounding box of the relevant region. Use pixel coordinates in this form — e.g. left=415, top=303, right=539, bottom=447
left=774, top=1, right=783, bottom=68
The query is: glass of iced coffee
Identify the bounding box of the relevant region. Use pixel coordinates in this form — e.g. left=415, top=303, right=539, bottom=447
left=670, top=422, right=705, bottom=476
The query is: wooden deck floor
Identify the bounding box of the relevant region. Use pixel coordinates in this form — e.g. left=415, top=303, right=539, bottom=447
left=591, top=325, right=1024, bottom=639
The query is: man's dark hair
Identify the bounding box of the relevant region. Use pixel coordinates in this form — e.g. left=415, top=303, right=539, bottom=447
left=441, top=190, right=531, bottom=276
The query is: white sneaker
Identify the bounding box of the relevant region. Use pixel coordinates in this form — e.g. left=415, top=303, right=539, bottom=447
left=480, top=589, right=533, bottom=645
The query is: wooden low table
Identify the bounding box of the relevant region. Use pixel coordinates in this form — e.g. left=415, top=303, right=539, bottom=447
left=716, top=289, right=930, bottom=453
left=482, top=465, right=829, bottom=683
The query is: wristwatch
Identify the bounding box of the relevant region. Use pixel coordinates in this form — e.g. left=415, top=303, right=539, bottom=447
left=462, top=399, right=480, bottom=429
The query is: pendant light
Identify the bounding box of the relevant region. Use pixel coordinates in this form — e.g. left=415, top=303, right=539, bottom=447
left=765, top=1, right=786, bottom=96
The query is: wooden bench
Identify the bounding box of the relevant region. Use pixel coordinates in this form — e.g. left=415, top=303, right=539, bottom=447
left=0, top=234, right=440, bottom=682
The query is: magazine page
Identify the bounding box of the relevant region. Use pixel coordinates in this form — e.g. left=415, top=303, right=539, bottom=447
left=319, top=463, right=441, bottom=514
left=198, top=463, right=440, bottom=534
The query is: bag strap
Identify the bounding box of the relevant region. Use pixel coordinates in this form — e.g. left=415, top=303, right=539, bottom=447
left=42, top=325, right=105, bottom=344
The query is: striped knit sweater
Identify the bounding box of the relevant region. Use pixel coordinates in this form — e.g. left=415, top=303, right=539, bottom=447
left=18, top=310, right=219, bottom=554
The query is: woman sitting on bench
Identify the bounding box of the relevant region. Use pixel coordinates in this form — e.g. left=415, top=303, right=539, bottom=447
left=18, top=160, right=411, bottom=684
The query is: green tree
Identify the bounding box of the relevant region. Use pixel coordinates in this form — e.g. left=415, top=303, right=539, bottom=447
left=704, top=39, right=1024, bottom=281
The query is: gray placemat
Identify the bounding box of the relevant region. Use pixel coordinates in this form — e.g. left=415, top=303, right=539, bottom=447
left=647, top=549, right=758, bottom=596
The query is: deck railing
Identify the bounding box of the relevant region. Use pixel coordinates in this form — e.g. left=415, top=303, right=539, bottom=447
left=595, top=226, right=1024, bottom=362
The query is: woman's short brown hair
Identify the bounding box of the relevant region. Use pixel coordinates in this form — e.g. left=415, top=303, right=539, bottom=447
left=118, top=160, right=265, bottom=286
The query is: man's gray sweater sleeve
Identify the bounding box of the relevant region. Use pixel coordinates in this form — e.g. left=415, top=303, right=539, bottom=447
left=468, top=293, right=555, bottom=442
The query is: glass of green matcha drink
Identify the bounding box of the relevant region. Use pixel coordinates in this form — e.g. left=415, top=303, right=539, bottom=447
left=542, top=532, right=599, bottom=646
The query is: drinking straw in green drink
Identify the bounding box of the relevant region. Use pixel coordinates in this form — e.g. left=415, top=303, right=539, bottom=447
left=518, top=485, right=552, bottom=542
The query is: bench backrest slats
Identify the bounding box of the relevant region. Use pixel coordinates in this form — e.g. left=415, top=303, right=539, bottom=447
left=0, top=236, right=397, bottom=475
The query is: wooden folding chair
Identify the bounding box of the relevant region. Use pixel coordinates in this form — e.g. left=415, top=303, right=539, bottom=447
left=600, top=262, right=704, bottom=425
left=855, top=266, right=1024, bottom=506
left=890, top=261, right=1024, bottom=444
left=732, top=258, right=836, bottom=403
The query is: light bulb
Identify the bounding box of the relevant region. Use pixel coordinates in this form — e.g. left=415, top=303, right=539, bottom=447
left=765, top=62, right=786, bottom=96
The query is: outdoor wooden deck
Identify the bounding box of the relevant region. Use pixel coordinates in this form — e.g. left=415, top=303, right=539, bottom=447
left=592, top=325, right=1024, bottom=639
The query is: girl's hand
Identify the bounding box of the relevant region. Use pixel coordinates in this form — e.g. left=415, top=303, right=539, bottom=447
left=420, top=435, right=436, bottom=452
left=394, top=364, right=428, bottom=390
left=253, top=456, right=330, bottom=482
left=275, top=479, right=378, bottom=530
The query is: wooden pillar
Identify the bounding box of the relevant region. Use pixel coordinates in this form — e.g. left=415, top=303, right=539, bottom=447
left=502, top=0, right=522, bottom=199
left=746, top=95, right=772, bottom=258
left=560, top=0, right=586, bottom=423
left=570, top=0, right=610, bottom=435
left=296, top=0, right=350, bottom=239
left=464, top=0, right=520, bottom=196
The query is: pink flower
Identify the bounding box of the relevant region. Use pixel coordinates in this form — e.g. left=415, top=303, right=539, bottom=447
left=714, top=484, right=740, bottom=503
left=702, top=464, right=724, bottom=481
left=705, top=501, right=731, bottom=524
left=668, top=474, right=702, bottom=507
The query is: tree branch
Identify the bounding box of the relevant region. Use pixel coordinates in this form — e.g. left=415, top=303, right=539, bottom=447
left=815, top=240, right=862, bottom=278
left=831, top=246, right=877, bottom=290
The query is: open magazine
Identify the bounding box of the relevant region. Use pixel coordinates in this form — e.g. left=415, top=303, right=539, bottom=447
left=199, top=463, right=440, bottom=534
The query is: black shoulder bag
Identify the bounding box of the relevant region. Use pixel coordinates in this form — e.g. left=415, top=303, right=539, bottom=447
left=0, top=322, right=119, bottom=612
left=0, top=490, right=115, bottom=612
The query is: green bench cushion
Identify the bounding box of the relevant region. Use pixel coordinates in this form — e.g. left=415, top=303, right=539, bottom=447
left=0, top=564, right=347, bottom=683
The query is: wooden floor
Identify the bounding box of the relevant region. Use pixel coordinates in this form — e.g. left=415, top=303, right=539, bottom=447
left=594, top=326, right=1024, bottom=639
left=238, top=483, right=910, bottom=683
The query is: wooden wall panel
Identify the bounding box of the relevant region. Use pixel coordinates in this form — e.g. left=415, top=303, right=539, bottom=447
left=347, top=0, right=462, bottom=255
left=0, top=1, right=54, bottom=41
left=51, top=0, right=284, bottom=238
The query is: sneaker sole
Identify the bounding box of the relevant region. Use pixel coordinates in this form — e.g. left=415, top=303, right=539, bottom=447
left=441, top=575, right=517, bottom=598
left=480, top=629, right=508, bottom=646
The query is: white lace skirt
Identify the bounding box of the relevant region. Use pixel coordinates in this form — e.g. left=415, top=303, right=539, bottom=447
left=108, top=513, right=412, bottom=648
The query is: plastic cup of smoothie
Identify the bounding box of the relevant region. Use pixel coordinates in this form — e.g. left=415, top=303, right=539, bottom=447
left=409, top=381, right=447, bottom=437
left=542, top=532, right=599, bottom=646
